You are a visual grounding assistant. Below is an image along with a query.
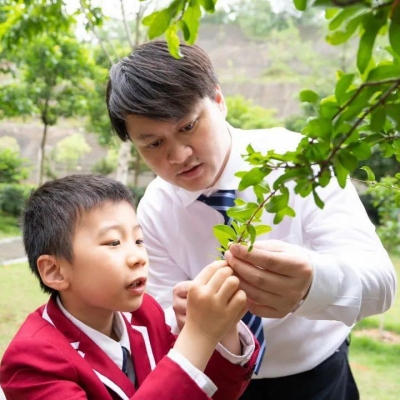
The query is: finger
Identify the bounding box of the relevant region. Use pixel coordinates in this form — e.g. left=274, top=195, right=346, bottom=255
left=226, top=246, right=299, bottom=276
left=173, top=281, right=191, bottom=298
left=193, top=260, right=228, bottom=285
left=206, top=266, right=234, bottom=293
left=252, top=240, right=291, bottom=252
left=218, top=275, right=241, bottom=301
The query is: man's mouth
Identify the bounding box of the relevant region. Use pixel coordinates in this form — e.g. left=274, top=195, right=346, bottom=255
left=178, top=164, right=202, bottom=176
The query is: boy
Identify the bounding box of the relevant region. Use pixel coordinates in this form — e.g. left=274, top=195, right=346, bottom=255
left=106, top=41, right=396, bottom=399
left=0, top=174, right=259, bottom=400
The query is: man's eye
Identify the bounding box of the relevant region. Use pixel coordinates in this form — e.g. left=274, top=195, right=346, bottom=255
left=107, top=240, right=120, bottom=247
left=136, top=239, right=145, bottom=246
left=147, top=140, right=162, bottom=149
left=180, top=119, right=197, bottom=132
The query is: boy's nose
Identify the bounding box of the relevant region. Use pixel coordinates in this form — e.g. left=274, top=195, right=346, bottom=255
left=127, top=250, right=147, bottom=269
left=168, top=143, right=193, bottom=164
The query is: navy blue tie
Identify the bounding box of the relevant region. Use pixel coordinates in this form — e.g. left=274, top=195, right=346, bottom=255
left=121, top=346, right=136, bottom=385
left=198, top=189, right=266, bottom=374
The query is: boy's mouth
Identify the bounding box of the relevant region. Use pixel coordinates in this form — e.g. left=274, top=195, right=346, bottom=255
left=126, top=277, right=147, bottom=289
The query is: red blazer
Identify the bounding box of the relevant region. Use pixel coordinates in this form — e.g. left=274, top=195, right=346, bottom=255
left=0, top=294, right=258, bottom=400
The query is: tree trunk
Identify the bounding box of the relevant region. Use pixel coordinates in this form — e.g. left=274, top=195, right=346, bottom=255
left=38, top=122, right=48, bottom=185
left=134, top=149, right=141, bottom=187
left=116, top=141, right=131, bottom=184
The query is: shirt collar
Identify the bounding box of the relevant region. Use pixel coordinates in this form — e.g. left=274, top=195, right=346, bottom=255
left=56, top=297, right=130, bottom=369
left=177, top=124, right=242, bottom=208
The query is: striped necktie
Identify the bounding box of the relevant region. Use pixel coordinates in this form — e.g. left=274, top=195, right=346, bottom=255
left=121, top=346, right=136, bottom=386
left=197, top=189, right=266, bottom=374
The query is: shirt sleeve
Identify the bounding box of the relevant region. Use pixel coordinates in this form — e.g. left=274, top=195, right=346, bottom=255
left=214, top=321, right=255, bottom=366
left=167, top=349, right=217, bottom=398
left=293, top=178, right=397, bottom=325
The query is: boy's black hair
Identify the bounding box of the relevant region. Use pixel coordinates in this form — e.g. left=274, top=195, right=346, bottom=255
left=23, top=174, right=135, bottom=295
left=106, top=40, right=219, bottom=142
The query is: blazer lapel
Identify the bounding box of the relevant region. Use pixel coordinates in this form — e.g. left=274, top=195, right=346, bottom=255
left=122, top=313, right=154, bottom=387
left=44, top=296, right=136, bottom=399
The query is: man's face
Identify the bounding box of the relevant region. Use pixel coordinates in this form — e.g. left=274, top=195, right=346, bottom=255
left=125, top=89, right=231, bottom=191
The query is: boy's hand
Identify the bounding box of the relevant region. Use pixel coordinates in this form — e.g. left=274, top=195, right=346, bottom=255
left=185, top=260, right=247, bottom=344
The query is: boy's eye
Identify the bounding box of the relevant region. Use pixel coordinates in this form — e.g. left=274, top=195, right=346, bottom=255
left=146, top=140, right=162, bottom=149
left=136, top=239, right=145, bottom=246
left=180, top=119, right=197, bottom=132
left=107, top=240, right=120, bottom=247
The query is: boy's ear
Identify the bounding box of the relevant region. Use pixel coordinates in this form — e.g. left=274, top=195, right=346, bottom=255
left=37, top=255, right=70, bottom=292
left=214, top=85, right=227, bottom=116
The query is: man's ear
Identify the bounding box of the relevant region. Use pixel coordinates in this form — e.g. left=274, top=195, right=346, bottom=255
left=214, top=85, right=227, bottom=116
left=37, top=255, right=70, bottom=292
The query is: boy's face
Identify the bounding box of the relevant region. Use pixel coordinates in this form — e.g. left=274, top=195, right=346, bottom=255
left=59, top=201, right=148, bottom=325
left=125, top=89, right=231, bottom=192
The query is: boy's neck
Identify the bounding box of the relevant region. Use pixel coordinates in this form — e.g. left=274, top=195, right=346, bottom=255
left=57, top=294, right=116, bottom=339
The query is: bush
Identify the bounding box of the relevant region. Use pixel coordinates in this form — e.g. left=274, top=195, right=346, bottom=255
left=127, top=185, right=146, bottom=208
left=0, top=148, right=30, bottom=184
left=0, top=184, right=36, bottom=218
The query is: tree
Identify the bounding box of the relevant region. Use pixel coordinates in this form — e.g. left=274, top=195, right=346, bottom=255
left=0, top=31, right=97, bottom=184
left=226, top=95, right=282, bottom=129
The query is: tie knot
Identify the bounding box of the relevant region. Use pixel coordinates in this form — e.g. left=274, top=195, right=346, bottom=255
left=197, top=189, right=236, bottom=225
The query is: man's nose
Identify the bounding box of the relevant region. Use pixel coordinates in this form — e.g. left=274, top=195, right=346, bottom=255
left=168, top=143, right=193, bottom=164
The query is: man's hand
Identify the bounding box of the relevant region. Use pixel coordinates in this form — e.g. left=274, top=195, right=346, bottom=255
left=224, top=240, right=313, bottom=318
left=172, top=280, right=190, bottom=332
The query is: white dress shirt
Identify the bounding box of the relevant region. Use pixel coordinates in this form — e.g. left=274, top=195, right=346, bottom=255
left=137, top=126, right=397, bottom=378
left=56, top=297, right=254, bottom=396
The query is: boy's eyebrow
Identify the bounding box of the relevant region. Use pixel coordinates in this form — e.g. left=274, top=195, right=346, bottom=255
left=97, top=223, right=142, bottom=236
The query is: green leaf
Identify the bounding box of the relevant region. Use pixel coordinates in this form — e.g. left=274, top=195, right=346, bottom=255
left=200, top=0, right=216, bottom=12
left=213, top=224, right=237, bottom=240
left=255, top=224, right=272, bottom=236
left=293, top=0, right=308, bottom=12
left=238, top=167, right=268, bottom=191
left=148, top=10, right=172, bottom=39
left=335, top=73, right=354, bottom=105
left=347, top=142, right=372, bottom=161
left=386, top=105, right=400, bottom=129
left=312, top=190, right=325, bottom=209
left=367, top=63, right=400, bottom=81
left=357, top=13, right=386, bottom=74
left=299, top=89, right=319, bottom=104
left=294, top=180, right=313, bottom=197
left=318, top=169, right=332, bottom=188
left=182, top=3, right=201, bottom=44
left=302, top=118, right=332, bottom=141
left=265, top=188, right=289, bottom=213
left=326, top=9, right=340, bottom=20
left=165, top=25, right=182, bottom=59
left=179, top=20, right=191, bottom=42
left=273, top=205, right=296, bottom=225
left=326, top=14, right=365, bottom=45
left=370, top=106, right=386, bottom=132
left=389, top=5, right=400, bottom=56
left=338, top=149, right=358, bottom=171
left=227, top=202, right=258, bottom=221
left=247, top=224, right=256, bottom=246
left=329, top=6, right=365, bottom=31
left=334, top=158, right=349, bottom=188
left=360, top=166, right=376, bottom=181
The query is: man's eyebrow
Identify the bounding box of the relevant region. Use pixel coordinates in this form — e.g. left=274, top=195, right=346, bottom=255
left=137, top=133, right=158, bottom=141
left=98, top=223, right=142, bottom=236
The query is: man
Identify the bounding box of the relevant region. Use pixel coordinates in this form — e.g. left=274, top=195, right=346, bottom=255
left=106, top=40, right=397, bottom=399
